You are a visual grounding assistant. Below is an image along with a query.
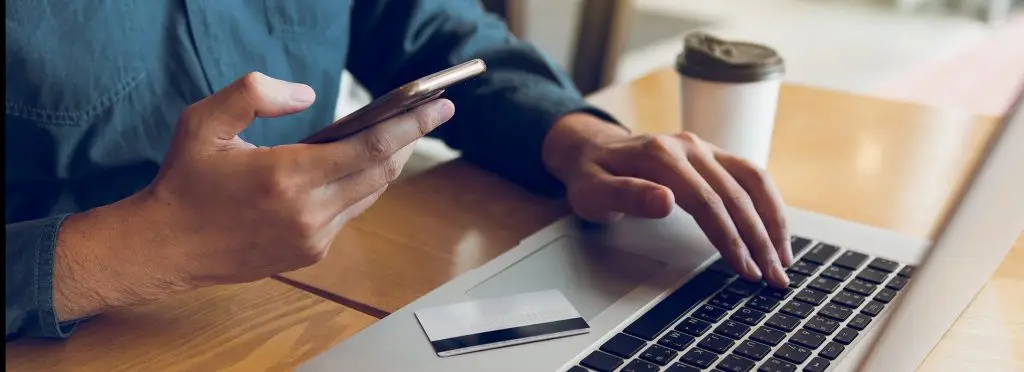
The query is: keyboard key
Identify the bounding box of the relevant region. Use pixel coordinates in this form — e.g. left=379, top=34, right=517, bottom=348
left=898, top=265, right=915, bottom=278
left=750, top=326, right=787, bottom=346
left=717, top=354, right=756, bottom=372
left=804, top=357, right=831, bottom=372
left=862, top=300, right=885, bottom=316
left=886, top=276, right=909, bottom=290
left=804, top=316, right=840, bottom=335
left=802, top=243, right=840, bottom=264
left=856, top=268, right=889, bottom=284
left=760, top=286, right=794, bottom=301
left=815, top=305, right=847, bottom=321
left=791, top=236, right=813, bottom=256
left=681, top=347, right=719, bottom=368
left=621, top=359, right=660, bottom=372
left=834, top=327, right=859, bottom=345
left=875, top=288, right=898, bottom=303
left=819, top=303, right=853, bottom=321
left=848, top=313, right=872, bottom=330
left=868, top=258, right=900, bottom=273
left=676, top=317, right=713, bottom=337
left=747, top=295, right=781, bottom=312
left=775, top=343, right=812, bottom=364
left=600, top=333, right=647, bottom=358
left=808, top=277, right=841, bottom=293
left=832, top=291, right=866, bottom=308
left=581, top=350, right=623, bottom=372
left=715, top=320, right=752, bottom=340
left=623, top=270, right=732, bottom=340
left=787, top=271, right=809, bottom=288
left=819, top=341, right=845, bottom=360
left=734, top=340, right=773, bottom=361
left=710, top=291, right=746, bottom=309
left=730, top=307, right=767, bottom=326
left=794, top=288, right=828, bottom=305
left=658, top=330, right=695, bottom=351
left=568, top=366, right=589, bottom=372
left=790, top=329, right=826, bottom=349
left=781, top=300, right=814, bottom=319
left=726, top=280, right=765, bottom=297
left=821, top=265, right=853, bottom=281
left=698, top=333, right=735, bottom=354
left=639, top=344, right=678, bottom=366
left=832, top=251, right=869, bottom=270
left=790, top=260, right=820, bottom=276
left=666, top=363, right=702, bottom=372
left=693, top=304, right=729, bottom=323
left=758, top=357, right=797, bottom=372
left=845, top=279, right=878, bottom=296
left=766, top=313, right=801, bottom=332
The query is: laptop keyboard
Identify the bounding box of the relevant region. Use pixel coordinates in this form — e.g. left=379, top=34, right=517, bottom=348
left=570, top=236, right=914, bottom=372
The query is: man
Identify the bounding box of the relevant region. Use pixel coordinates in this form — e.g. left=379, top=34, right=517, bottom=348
left=5, top=0, right=791, bottom=340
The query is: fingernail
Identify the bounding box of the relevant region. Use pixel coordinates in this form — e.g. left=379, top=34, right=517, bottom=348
left=290, top=84, right=316, bottom=104
left=744, top=258, right=763, bottom=281
left=432, top=99, right=456, bottom=122
left=645, top=188, right=672, bottom=216
left=773, top=265, right=789, bottom=287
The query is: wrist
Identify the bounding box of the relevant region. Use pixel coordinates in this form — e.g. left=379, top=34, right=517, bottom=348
left=53, top=190, right=193, bottom=321
left=542, top=112, right=630, bottom=183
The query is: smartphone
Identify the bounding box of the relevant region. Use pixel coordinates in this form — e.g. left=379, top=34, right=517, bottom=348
left=300, top=59, right=487, bottom=144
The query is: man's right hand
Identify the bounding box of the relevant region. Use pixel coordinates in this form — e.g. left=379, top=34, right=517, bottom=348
left=53, top=72, right=455, bottom=320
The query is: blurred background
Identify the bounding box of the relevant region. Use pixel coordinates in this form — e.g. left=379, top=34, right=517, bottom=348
left=335, top=0, right=1024, bottom=176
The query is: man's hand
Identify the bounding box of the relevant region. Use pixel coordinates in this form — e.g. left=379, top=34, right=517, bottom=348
left=53, top=72, right=455, bottom=320
left=543, top=113, right=792, bottom=287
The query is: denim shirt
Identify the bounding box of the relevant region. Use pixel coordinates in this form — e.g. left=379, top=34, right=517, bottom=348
left=5, top=0, right=612, bottom=340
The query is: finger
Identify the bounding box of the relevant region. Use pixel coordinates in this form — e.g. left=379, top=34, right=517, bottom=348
left=605, top=140, right=763, bottom=282
left=715, top=149, right=793, bottom=267
left=308, top=186, right=389, bottom=263
left=321, top=141, right=417, bottom=216
left=568, top=168, right=675, bottom=223
left=185, top=72, right=316, bottom=141
left=302, top=99, right=454, bottom=183
left=691, top=152, right=788, bottom=288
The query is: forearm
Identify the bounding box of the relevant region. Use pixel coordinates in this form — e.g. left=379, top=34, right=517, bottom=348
left=5, top=190, right=188, bottom=339
left=53, top=191, right=190, bottom=321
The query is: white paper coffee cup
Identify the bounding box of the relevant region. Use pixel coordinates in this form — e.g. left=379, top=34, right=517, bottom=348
left=676, top=33, right=785, bottom=169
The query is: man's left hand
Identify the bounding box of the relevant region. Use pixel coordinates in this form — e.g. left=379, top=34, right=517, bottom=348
left=543, top=113, right=793, bottom=287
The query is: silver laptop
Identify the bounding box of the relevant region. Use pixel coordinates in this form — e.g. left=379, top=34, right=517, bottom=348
left=299, top=85, right=1024, bottom=371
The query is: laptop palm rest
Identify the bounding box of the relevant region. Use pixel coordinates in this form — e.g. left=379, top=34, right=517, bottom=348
left=466, top=234, right=666, bottom=320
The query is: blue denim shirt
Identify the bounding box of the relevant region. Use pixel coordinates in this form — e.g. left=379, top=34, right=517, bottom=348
left=5, top=0, right=612, bottom=340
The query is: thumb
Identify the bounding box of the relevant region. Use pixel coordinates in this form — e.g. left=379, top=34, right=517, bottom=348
left=186, top=72, right=316, bottom=141
left=568, top=172, right=675, bottom=223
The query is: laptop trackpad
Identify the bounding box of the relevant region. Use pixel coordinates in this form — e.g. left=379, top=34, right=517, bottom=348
left=466, top=235, right=666, bottom=320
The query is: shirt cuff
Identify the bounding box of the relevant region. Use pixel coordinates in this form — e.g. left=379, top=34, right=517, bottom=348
left=15, top=214, right=80, bottom=339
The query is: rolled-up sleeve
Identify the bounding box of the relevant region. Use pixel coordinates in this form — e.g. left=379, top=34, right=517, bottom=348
left=6, top=214, right=79, bottom=340
left=347, top=0, right=618, bottom=196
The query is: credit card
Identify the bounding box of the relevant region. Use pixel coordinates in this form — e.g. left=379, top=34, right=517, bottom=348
left=414, top=289, right=590, bottom=357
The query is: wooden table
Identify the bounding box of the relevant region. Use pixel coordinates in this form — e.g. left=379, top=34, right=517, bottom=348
left=5, top=280, right=377, bottom=372
left=280, top=68, right=1021, bottom=368
left=7, top=68, right=1021, bottom=371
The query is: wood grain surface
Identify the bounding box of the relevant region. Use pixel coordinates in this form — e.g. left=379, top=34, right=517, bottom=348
left=280, top=67, right=1019, bottom=370
left=282, top=67, right=1001, bottom=313
left=5, top=279, right=375, bottom=372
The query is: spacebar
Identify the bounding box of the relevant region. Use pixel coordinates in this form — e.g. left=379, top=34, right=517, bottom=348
left=623, top=269, right=732, bottom=340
